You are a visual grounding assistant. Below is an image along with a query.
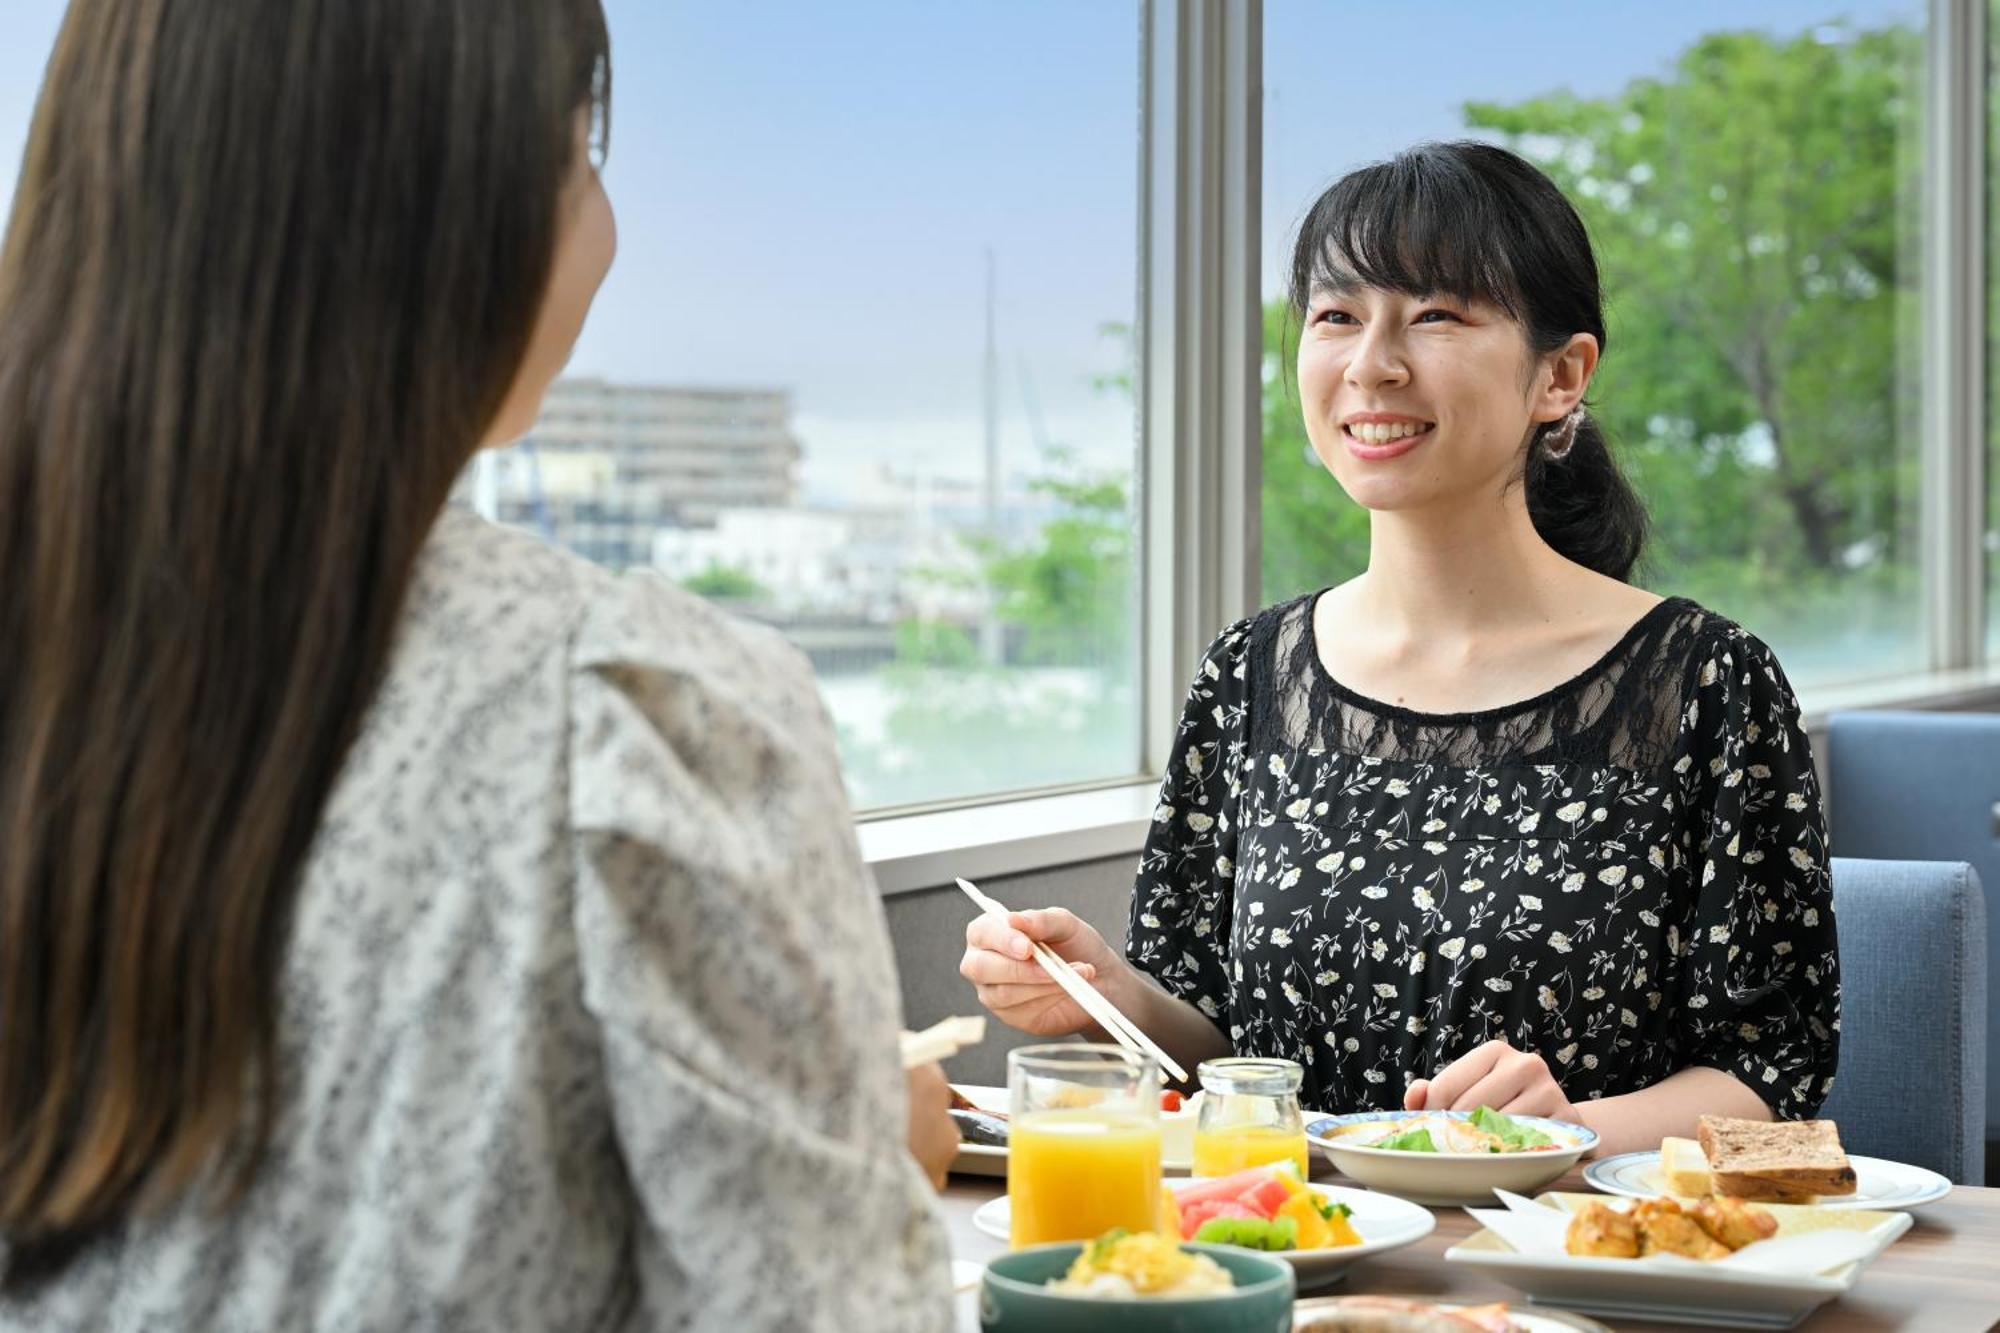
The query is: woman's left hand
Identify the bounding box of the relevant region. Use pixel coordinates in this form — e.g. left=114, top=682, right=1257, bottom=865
left=904, top=1062, right=959, bottom=1191
left=1405, top=1038, right=1580, bottom=1122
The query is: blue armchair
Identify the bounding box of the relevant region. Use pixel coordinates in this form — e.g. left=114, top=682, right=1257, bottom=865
left=1827, top=710, right=2000, bottom=1178
left=1820, top=857, right=1986, bottom=1185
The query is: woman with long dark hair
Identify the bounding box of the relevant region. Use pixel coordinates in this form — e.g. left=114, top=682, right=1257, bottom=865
left=0, top=2, right=953, bottom=1326
left=964, top=143, right=1837, bottom=1154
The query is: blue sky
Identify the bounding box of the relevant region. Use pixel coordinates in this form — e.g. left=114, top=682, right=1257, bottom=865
left=0, top=0, right=1917, bottom=491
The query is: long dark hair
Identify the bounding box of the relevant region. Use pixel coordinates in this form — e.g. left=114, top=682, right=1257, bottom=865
left=0, top=0, right=608, bottom=1285
left=1287, top=141, right=1648, bottom=581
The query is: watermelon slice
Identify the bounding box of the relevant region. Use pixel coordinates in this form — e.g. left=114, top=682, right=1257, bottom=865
left=1172, top=1165, right=1283, bottom=1210
left=1175, top=1198, right=1260, bottom=1240
left=1174, top=1160, right=1307, bottom=1220
left=1236, top=1175, right=1294, bottom=1220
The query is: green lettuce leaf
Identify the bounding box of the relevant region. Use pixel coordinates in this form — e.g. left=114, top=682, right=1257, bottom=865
left=1370, top=1126, right=1438, bottom=1152
left=1469, top=1105, right=1554, bottom=1149
left=1311, top=1196, right=1353, bottom=1221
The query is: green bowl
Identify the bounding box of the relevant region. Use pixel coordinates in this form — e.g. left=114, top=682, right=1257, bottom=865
left=980, top=1242, right=1296, bottom=1333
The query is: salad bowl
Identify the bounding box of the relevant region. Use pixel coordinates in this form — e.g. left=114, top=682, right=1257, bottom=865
left=1307, top=1108, right=1596, bottom=1206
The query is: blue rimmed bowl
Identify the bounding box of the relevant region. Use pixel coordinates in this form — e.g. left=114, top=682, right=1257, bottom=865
left=1306, top=1110, right=1596, bottom=1206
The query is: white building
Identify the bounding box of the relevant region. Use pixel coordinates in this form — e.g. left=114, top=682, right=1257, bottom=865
left=651, top=504, right=983, bottom=623
left=480, top=378, right=800, bottom=568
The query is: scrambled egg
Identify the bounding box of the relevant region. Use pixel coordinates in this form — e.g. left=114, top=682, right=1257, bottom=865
left=1050, top=1230, right=1235, bottom=1299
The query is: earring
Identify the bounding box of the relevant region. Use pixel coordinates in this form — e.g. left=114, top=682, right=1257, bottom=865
left=1542, top=407, right=1584, bottom=460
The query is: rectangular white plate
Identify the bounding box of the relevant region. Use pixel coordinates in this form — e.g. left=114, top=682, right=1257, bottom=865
left=1444, top=1193, right=1912, bottom=1330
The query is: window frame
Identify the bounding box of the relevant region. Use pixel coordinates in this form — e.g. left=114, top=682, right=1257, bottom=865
left=1926, top=0, right=1989, bottom=669
left=1138, top=0, right=1264, bottom=776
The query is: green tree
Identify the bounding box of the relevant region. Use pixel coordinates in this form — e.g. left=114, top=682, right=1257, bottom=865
left=680, top=561, right=768, bottom=602
left=1464, top=23, right=1921, bottom=580
left=890, top=617, right=980, bottom=669
left=1261, top=21, right=1925, bottom=640
left=982, top=447, right=1133, bottom=668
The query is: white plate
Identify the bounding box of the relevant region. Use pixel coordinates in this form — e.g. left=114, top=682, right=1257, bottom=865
left=946, top=1085, right=1018, bottom=1179
left=1445, top=1192, right=1912, bottom=1330
left=1582, top=1150, right=1953, bottom=1211
left=1306, top=1110, right=1596, bottom=1206
left=1294, top=1297, right=1610, bottom=1332
left=947, top=1084, right=1203, bottom=1178
left=970, top=1180, right=1435, bottom=1290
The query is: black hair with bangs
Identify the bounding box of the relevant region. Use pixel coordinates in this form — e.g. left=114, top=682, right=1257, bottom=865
left=1286, top=141, right=1647, bottom=582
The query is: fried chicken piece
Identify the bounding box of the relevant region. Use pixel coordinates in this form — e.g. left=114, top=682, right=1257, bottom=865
left=1563, top=1202, right=1640, bottom=1258
left=1634, top=1198, right=1731, bottom=1260
left=1692, top=1196, right=1778, bottom=1250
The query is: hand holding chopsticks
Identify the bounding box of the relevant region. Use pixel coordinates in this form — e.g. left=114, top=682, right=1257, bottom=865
left=955, top=877, right=1189, bottom=1084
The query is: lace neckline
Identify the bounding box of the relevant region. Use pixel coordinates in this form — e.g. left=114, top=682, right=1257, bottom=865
left=1301, top=592, right=1695, bottom=727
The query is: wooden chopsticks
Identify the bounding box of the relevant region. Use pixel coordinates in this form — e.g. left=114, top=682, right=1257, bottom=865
left=956, top=877, right=1189, bottom=1084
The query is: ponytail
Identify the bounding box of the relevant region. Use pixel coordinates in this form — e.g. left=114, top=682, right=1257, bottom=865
left=1524, top=410, right=1647, bottom=582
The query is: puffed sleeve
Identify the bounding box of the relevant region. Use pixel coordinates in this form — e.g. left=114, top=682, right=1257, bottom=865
left=1125, top=618, right=1254, bottom=1035
left=1669, top=621, right=1838, bottom=1119
left=566, top=575, right=952, bottom=1332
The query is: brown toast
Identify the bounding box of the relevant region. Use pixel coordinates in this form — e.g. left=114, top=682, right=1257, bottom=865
left=1697, top=1114, right=1857, bottom=1200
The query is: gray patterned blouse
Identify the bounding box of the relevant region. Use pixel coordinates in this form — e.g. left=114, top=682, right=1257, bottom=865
left=1, top=507, right=954, bottom=1332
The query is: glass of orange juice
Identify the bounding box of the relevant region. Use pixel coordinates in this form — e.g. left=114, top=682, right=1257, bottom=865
left=1191, top=1057, right=1309, bottom=1178
left=1006, top=1044, right=1161, bottom=1248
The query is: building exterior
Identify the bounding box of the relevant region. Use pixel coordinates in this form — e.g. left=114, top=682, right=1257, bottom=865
left=650, top=503, right=983, bottom=624
left=480, top=378, right=801, bottom=568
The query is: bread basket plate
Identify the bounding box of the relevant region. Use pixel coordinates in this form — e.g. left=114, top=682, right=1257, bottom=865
left=1445, top=1192, right=1911, bottom=1330
left=1582, top=1151, right=1951, bottom=1211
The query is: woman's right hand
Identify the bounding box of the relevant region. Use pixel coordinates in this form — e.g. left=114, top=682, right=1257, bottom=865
left=959, top=908, right=1120, bottom=1036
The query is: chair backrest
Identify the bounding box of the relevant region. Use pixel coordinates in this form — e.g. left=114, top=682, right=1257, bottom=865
left=1826, top=709, right=2000, bottom=1164
left=1821, top=857, right=1986, bottom=1185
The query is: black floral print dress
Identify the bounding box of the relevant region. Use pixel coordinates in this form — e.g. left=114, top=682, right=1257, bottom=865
left=1127, top=593, right=1839, bottom=1121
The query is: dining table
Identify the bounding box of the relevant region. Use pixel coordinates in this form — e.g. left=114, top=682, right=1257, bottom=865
left=939, top=1165, right=2000, bottom=1332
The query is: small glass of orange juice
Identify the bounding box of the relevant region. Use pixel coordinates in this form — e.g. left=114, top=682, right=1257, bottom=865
left=1006, top=1044, right=1161, bottom=1248
left=1191, top=1057, right=1309, bottom=1178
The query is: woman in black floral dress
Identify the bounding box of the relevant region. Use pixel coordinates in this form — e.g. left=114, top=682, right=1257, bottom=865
left=963, top=143, right=1836, bottom=1156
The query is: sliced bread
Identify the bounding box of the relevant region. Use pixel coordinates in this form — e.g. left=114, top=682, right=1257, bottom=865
left=1697, top=1114, right=1857, bottom=1200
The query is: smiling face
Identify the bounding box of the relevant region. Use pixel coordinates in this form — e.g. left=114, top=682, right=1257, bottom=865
left=1296, top=283, right=1560, bottom=516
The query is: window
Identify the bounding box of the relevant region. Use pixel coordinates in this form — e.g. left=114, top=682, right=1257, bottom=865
left=0, top=8, right=63, bottom=227
left=473, top=2, right=1146, bottom=811
left=7, top=1, right=1995, bottom=834
left=1261, top=1, right=1930, bottom=692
